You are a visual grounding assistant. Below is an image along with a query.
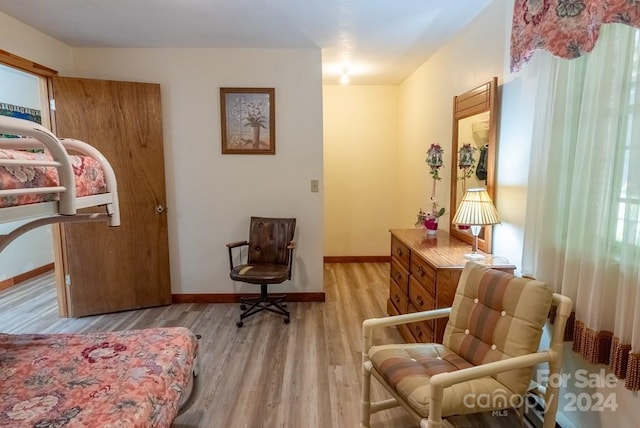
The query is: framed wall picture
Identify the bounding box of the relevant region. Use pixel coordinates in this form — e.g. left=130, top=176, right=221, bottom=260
left=220, top=87, right=275, bottom=155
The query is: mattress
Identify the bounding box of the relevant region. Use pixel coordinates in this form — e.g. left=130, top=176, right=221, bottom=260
left=0, top=327, right=198, bottom=427
left=0, top=148, right=107, bottom=209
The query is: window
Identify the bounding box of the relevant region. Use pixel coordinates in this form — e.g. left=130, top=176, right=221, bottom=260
left=614, top=30, right=640, bottom=247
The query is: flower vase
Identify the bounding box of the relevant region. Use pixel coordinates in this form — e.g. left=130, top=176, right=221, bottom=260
left=424, top=217, right=438, bottom=235
left=251, top=125, right=261, bottom=149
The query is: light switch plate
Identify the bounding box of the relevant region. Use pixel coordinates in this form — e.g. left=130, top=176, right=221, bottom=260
left=311, top=179, right=319, bottom=192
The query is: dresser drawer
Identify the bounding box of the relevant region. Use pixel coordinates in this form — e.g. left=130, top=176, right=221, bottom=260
left=407, top=303, right=434, bottom=343
left=408, top=276, right=435, bottom=331
left=389, top=229, right=517, bottom=345
left=435, top=269, right=462, bottom=308
left=410, top=253, right=435, bottom=291
left=387, top=298, right=396, bottom=316
left=389, top=279, right=408, bottom=314
left=387, top=299, right=415, bottom=343
left=391, top=237, right=410, bottom=270
left=390, top=258, right=409, bottom=295
left=408, top=321, right=434, bottom=343
left=408, top=276, right=435, bottom=312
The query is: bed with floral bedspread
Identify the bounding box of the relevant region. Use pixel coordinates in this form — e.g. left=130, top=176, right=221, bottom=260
left=0, top=148, right=106, bottom=209
left=0, top=327, right=198, bottom=427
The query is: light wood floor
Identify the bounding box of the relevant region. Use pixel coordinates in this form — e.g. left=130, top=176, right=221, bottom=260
left=0, top=263, right=525, bottom=428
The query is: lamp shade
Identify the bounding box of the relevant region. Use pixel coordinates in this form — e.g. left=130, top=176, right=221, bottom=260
left=452, top=188, right=501, bottom=226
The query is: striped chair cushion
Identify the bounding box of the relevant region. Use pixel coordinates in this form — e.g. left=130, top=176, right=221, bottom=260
left=368, top=262, right=552, bottom=417
left=443, top=262, right=552, bottom=397
left=368, top=343, right=513, bottom=417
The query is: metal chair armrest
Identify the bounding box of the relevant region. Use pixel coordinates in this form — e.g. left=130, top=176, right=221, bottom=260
left=226, top=240, right=249, bottom=249
left=227, top=240, right=249, bottom=270
left=286, top=241, right=296, bottom=280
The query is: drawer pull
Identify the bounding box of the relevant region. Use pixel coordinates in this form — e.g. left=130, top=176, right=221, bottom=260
left=417, top=295, right=424, bottom=306
left=394, top=272, right=402, bottom=281
left=396, top=248, right=403, bottom=257
left=417, top=265, right=425, bottom=277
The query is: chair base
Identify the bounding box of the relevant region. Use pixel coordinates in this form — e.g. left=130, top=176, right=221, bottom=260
left=236, top=283, right=290, bottom=327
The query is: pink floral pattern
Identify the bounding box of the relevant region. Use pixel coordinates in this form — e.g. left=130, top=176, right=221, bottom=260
left=0, top=149, right=107, bottom=208
left=81, top=342, right=127, bottom=363
left=511, top=0, right=640, bottom=72
left=0, top=327, right=198, bottom=428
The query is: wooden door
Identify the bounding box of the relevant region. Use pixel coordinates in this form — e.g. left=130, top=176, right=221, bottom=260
left=51, top=76, right=171, bottom=317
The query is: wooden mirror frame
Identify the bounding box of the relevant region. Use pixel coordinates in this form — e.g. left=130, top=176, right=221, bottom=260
left=449, top=77, right=498, bottom=253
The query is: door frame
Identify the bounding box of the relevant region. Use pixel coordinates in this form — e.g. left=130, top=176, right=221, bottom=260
left=0, top=50, right=70, bottom=316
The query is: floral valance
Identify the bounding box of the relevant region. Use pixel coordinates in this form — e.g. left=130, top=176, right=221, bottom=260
left=511, top=0, right=640, bottom=72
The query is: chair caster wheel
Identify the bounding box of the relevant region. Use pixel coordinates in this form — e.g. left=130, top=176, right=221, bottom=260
left=284, top=318, right=290, bottom=324
left=236, top=321, right=243, bottom=327
left=240, top=304, right=246, bottom=310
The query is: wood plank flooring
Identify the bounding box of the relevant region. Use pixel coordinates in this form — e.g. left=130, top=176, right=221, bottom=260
left=0, top=263, right=525, bottom=428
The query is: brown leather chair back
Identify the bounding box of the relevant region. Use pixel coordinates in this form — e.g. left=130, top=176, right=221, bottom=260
left=247, top=217, right=296, bottom=266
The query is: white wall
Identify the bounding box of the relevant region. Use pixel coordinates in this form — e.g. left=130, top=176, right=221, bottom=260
left=0, top=12, right=73, bottom=74
left=71, top=48, right=324, bottom=294
left=0, top=13, right=74, bottom=281
left=0, top=11, right=324, bottom=294
left=398, top=0, right=640, bottom=426
left=323, top=85, right=399, bottom=257
left=398, top=0, right=525, bottom=270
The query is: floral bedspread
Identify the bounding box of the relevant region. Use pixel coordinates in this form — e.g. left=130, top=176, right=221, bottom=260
left=0, top=148, right=107, bottom=208
left=0, top=327, right=198, bottom=428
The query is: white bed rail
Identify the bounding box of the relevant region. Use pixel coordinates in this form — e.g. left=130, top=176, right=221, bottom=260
left=60, top=138, right=119, bottom=221
left=0, top=115, right=120, bottom=253
left=0, top=115, right=76, bottom=214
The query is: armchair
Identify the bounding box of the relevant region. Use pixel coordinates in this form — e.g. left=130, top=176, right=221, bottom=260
left=227, top=216, right=296, bottom=327
left=361, top=261, right=572, bottom=428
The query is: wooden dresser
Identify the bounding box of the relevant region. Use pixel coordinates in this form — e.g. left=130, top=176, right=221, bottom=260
left=388, top=228, right=516, bottom=344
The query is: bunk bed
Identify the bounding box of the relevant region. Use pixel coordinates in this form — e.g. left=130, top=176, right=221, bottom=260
left=0, top=115, right=199, bottom=426
left=0, top=114, right=120, bottom=252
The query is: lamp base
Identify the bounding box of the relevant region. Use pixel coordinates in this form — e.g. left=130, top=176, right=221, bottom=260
left=463, top=252, right=485, bottom=261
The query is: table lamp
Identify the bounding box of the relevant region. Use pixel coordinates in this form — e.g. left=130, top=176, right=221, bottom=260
left=451, top=188, right=500, bottom=260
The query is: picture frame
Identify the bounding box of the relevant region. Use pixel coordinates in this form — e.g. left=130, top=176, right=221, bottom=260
left=220, top=87, right=275, bottom=155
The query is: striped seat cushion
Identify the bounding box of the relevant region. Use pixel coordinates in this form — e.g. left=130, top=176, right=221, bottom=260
left=368, top=343, right=512, bottom=417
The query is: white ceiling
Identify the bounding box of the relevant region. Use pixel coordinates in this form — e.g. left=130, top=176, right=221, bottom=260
left=0, top=0, right=493, bottom=85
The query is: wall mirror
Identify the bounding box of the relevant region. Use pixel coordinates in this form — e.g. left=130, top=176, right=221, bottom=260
left=449, top=77, right=498, bottom=253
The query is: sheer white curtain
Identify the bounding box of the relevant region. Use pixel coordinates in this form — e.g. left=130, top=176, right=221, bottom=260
left=522, top=23, right=640, bottom=391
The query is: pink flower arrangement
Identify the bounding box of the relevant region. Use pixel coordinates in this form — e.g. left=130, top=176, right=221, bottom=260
left=416, top=204, right=446, bottom=232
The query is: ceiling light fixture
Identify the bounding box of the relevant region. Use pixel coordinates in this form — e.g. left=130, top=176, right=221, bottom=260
left=340, top=70, right=350, bottom=85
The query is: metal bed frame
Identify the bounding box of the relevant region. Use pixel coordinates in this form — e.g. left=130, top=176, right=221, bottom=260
left=0, top=115, right=120, bottom=252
